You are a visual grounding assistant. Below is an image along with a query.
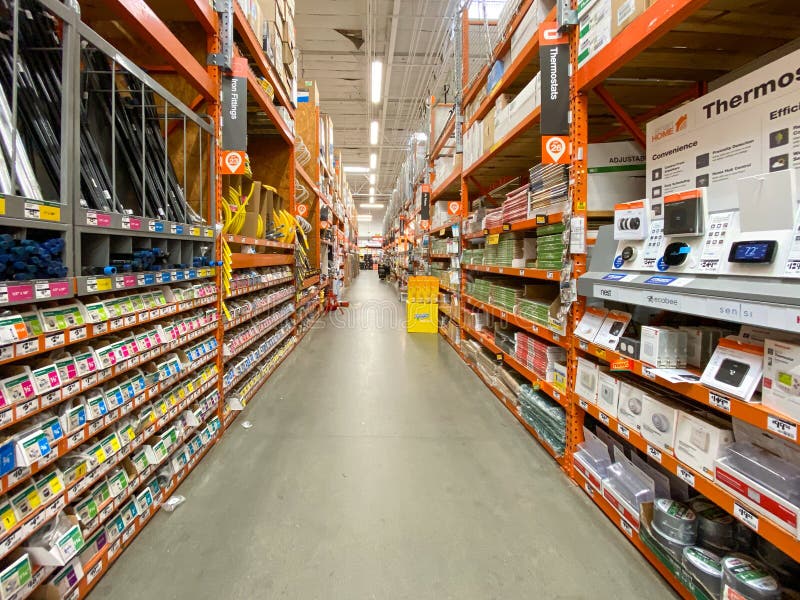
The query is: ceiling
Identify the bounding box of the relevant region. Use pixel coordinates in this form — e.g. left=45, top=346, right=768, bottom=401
left=295, top=0, right=461, bottom=235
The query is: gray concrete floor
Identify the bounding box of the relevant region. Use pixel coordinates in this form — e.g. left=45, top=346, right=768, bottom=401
left=91, top=272, right=677, bottom=600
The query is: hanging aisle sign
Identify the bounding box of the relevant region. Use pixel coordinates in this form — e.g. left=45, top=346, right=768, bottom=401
left=539, top=22, right=570, bottom=164
left=222, top=57, right=248, bottom=150
left=420, top=184, right=431, bottom=230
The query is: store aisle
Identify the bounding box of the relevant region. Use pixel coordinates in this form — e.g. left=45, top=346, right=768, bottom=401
left=93, top=273, right=676, bottom=600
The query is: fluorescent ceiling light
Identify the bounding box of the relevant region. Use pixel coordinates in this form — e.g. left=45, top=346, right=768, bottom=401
left=414, top=132, right=428, bottom=141
left=344, top=166, right=369, bottom=173
left=371, top=61, right=382, bottom=104
left=369, top=173, right=376, bottom=185
left=360, top=203, right=383, bottom=209
left=357, top=214, right=373, bottom=221
left=370, top=120, right=379, bottom=145
left=369, top=186, right=375, bottom=195
left=369, top=153, right=377, bottom=170
left=369, top=196, right=375, bottom=204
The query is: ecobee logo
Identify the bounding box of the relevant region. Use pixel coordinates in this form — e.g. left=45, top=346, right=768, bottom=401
left=646, top=294, right=679, bottom=307
left=650, top=114, right=688, bottom=143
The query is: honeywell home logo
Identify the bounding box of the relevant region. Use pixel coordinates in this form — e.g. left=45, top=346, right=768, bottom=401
left=646, top=294, right=680, bottom=307
left=650, top=114, right=688, bottom=143
left=703, top=68, right=800, bottom=118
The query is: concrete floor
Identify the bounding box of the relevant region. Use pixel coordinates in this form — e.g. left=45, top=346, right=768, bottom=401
left=92, top=272, right=677, bottom=600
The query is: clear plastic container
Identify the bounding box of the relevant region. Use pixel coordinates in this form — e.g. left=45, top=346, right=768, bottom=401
left=603, top=461, right=655, bottom=510
left=717, top=442, right=800, bottom=506
left=574, top=439, right=612, bottom=477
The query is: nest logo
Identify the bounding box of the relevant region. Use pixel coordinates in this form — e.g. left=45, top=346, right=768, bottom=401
left=651, top=114, right=688, bottom=143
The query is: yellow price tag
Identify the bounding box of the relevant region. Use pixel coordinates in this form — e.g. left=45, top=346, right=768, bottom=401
left=95, top=448, right=107, bottom=464
left=0, top=197, right=6, bottom=216
left=159, top=401, right=168, bottom=414
left=596, top=349, right=606, bottom=359
left=109, top=437, right=121, bottom=453
left=177, top=388, right=186, bottom=400
left=40, top=205, right=61, bottom=221
left=49, top=478, right=63, bottom=495
left=125, top=428, right=136, bottom=441
left=186, top=381, right=195, bottom=393
left=486, top=233, right=500, bottom=245
left=27, top=490, right=41, bottom=510
left=75, top=462, right=88, bottom=479
left=190, top=227, right=200, bottom=237
left=96, top=278, right=112, bottom=291
left=1, top=508, right=16, bottom=531
left=149, top=412, right=156, bottom=424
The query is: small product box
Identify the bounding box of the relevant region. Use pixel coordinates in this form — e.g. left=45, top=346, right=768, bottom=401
left=680, top=326, right=724, bottom=369
left=675, top=411, right=734, bottom=480
left=576, top=358, right=600, bottom=404
left=575, top=306, right=608, bottom=342
left=601, top=448, right=655, bottom=530
left=0, top=553, right=32, bottom=599
left=640, top=326, right=678, bottom=368
left=617, top=380, right=645, bottom=433
left=23, top=515, right=85, bottom=566
left=594, top=310, right=632, bottom=350
left=614, top=200, right=648, bottom=241
left=700, top=338, right=763, bottom=402
left=640, top=393, right=682, bottom=455
left=763, top=339, right=800, bottom=422
left=597, top=372, right=620, bottom=418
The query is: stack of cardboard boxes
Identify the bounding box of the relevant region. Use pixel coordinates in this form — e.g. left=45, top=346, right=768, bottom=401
left=578, top=0, right=652, bottom=68
left=235, top=0, right=297, bottom=106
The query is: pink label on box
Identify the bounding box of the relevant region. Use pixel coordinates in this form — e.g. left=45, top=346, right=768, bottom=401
left=66, top=364, right=77, bottom=379
left=49, top=281, right=70, bottom=298
left=123, top=276, right=137, bottom=288
left=128, top=218, right=141, bottom=230
left=7, top=285, right=33, bottom=302
left=20, top=380, right=34, bottom=398
left=47, top=371, right=60, bottom=387
left=97, top=213, right=112, bottom=227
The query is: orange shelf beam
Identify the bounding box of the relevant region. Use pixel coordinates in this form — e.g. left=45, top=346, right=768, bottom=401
left=230, top=253, right=295, bottom=269
left=575, top=0, right=712, bottom=91
left=464, top=212, right=564, bottom=239
left=183, top=0, right=217, bottom=34
left=246, top=70, right=293, bottom=145
left=463, top=294, right=568, bottom=349
left=104, top=0, right=215, bottom=100
left=464, top=263, right=560, bottom=282
left=225, top=234, right=294, bottom=250
left=464, top=107, right=541, bottom=177
left=431, top=167, right=462, bottom=202
left=431, top=115, right=455, bottom=159
left=233, top=2, right=294, bottom=114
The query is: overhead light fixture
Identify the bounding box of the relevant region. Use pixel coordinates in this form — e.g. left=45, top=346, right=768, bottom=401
left=369, top=196, right=375, bottom=204
left=414, top=132, right=428, bottom=141
left=371, top=60, right=382, bottom=104
left=343, top=165, right=369, bottom=173
left=369, top=173, right=376, bottom=185
left=361, top=203, right=383, bottom=209
left=370, top=120, right=379, bottom=145
left=357, top=214, right=373, bottom=221
left=369, top=186, right=375, bottom=196
left=369, top=153, right=377, bottom=169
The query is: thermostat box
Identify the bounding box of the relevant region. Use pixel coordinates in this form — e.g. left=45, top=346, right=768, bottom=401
left=595, top=310, right=632, bottom=350
left=576, top=358, right=600, bottom=403
left=680, top=326, right=725, bottom=369
left=618, top=380, right=645, bottom=433
left=700, top=337, right=763, bottom=402
left=597, top=371, right=620, bottom=418
left=763, top=339, right=800, bottom=422
left=575, top=306, right=608, bottom=342
left=640, top=326, right=678, bottom=368
left=675, top=411, right=734, bottom=480
left=614, top=200, right=648, bottom=240
left=663, top=188, right=706, bottom=238
left=640, top=393, right=681, bottom=454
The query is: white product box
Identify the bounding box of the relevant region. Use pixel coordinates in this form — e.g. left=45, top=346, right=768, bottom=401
left=618, top=380, right=644, bottom=433
left=577, top=0, right=612, bottom=68
left=594, top=310, right=632, bottom=350
left=763, top=339, right=800, bottom=421
left=680, top=326, right=725, bottom=369
left=613, top=199, right=648, bottom=241
left=597, top=371, right=620, bottom=418
left=24, top=520, right=84, bottom=566
left=640, top=393, right=681, bottom=454
left=575, top=306, right=608, bottom=342
left=0, top=553, right=32, bottom=599
left=675, top=411, right=734, bottom=480
left=700, top=338, right=764, bottom=402
left=576, top=358, right=600, bottom=403
left=640, top=326, right=677, bottom=368
left=509, top=0, right=553, bottom=61
left=590, top=143, right=647, bottom=214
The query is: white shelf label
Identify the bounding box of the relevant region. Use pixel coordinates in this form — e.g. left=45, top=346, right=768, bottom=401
left=768, top=415, right=798, bottom=441
left=617, top=423, right=630, bottom=439
left=733, top=502, right=759, bottom=531
left=578, top=399, right=589, bottom=411
left=598, top=412, right=610, bottom=426
left=620, top=519, right=634, bottom=537
left=708, top=392, right=731, bottom=412
left=677, top=465, right=695, bottom=486
left=44, top=332, right=64, bottom=349
left=647, top=445, right=662, bottom=463
left=642, top=366, right=656, bottom=380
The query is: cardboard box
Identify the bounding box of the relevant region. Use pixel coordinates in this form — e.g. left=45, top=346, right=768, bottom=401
left=763, top=339, right=800, bottom=421
left=618, top=380, right=644, bottom=432
left=483, top=107, right=496, bottom=150
left=640, top=393, right=681, bottom=454
left=612, top=0, right=649, bottom=36
left=700, top=338, right=764, bottom=402
left=577, top=0, right=612, bottom=68
left=675, top=411, right=733, bottom=480
left=576, top=358, right=599, bottom=403
left=597, top=371, right=620, bottom=418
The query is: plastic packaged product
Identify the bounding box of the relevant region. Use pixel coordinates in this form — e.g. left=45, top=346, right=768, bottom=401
left=603, top=461, right=654, bottom=515
left=690, top=497, right=737, bottom=553
left=653, top=498, right=697, bottom=544
left=717, top=443, right=800, bottom=504
left=682, top=546, right=723, bottom=599
left=721, top=555, right=781, bottom=600
left=573, top=439, right=612, bottom=486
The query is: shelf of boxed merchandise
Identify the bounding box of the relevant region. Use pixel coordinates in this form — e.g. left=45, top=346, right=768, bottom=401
left=463, top=212, right=563, bottom=240
left=464, top=263, right=559, bottom=282
left=564, top=0, right=800, bottom=595
left=430, top=168, right=463, bottom=203
left=462, top=295, right=568, bottom=349
left=461, top=323, right=566, bottom=408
